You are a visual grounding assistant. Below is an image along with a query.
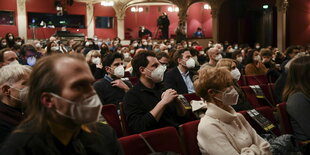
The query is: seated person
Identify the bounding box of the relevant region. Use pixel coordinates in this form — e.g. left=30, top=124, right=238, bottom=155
left=94, top=52, right=132, bottom=108
left=19, top=44, right=42, bottom=67
left=138, top=26, right=152, bottom=39
left=124, top=51, right=187, bottom=134
left=283, top=56, right=310, bottom=143
left=216, top=58, right=252, bottom=111
left=193, top=27, right=204, bottom=38
left=0, top=48, right=19, bottom=68
left=0, top=64, right=31, bottom=145
left=200, top=47, right=222, bottom=69
left=244, top=49, right=268, bottom=76
left=194, top=67, right=271, bottom=154
left=85, top=50, right=105, bottom=80
left=156, top=52, right=171, bottom=70
left=164, top=48, right=196, bottom=94
left=0, top=54, right=123, bottom=154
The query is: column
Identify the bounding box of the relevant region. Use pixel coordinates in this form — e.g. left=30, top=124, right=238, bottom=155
left=178, top=7, right=188, bottom=37
left=211, top=9, right=219, bottom=43
left=116, top=12, right=125, bottom=40
left=16, top=0, right=27, bottom=40
left=276, top=0, right=288, bottom=52
left=86, top=3, right=94, bottom=38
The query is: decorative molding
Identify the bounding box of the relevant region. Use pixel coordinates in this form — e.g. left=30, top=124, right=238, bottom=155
left=276, top=0, right=289, bottom=12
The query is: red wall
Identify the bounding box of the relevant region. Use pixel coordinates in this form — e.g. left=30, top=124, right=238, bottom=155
left=0, top=0, right=18, bottom=38
left=94, top=3, right=117, bottom=39
left=124, top=5, right=179, bottom=39
left=287, top=0, right=310, bottom=46
left=26, top=0, right=87, bottom=39
left=187, top=2, right=212, bottom=38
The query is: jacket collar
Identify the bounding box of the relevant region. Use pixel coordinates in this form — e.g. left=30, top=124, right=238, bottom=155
left=205, top=102, right=237, bottom=123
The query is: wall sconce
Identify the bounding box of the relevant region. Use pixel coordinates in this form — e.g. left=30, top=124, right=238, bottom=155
left=101, top=1, right=114, bottom=6
left=204, top=4, right=211, bottom=10
left=131, top=6, right=143, bottom=12
left=168, top=6, right=179, bottom=12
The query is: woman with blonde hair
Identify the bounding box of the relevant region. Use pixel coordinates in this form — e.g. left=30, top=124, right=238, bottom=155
left=194, top=66, right=271, bottom=155
left=85, top=50, right=105, bottom=79
left=216, top=58, right=252, bottom=111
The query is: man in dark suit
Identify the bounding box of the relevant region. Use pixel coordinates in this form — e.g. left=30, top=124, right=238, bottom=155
left=164, top=48, right=197, bottom=94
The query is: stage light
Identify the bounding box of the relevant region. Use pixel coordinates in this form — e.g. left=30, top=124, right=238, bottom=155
left=263, top=5, right=269, bottom=9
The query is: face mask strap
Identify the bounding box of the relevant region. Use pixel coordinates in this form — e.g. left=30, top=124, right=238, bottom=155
left=49, top=93, right=75, bottom=105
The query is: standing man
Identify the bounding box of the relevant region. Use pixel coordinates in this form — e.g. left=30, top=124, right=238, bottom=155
left=0, top=54, right=123, bottom=154
left=124, top=51, right=187, bottom=134
left=164, top=49, right=196, bottom=94
left=157, top=12, right=170, bottom=39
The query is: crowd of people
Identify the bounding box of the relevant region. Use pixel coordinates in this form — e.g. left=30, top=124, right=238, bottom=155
left=0, top=31, right=310, bottom=154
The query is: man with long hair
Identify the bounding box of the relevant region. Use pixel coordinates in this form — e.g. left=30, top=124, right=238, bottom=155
left=0, top=54, right=123, bottom=154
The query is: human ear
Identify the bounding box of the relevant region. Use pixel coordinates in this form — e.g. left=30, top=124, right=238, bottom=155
left=41, top=92, right=54, bottom=109
left=1, top=85, right=10, bottom=96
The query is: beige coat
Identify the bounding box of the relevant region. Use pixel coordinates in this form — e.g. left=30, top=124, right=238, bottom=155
left=197, top=103, right=271, bottom=155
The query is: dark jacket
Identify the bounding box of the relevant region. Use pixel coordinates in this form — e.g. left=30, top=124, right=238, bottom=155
left=0, top=101, right=25, bottom=145
left=0, top=123, right=123, bottom=155
left=163, top=67, right=196, bottom=94
left=124, top=81, right=187, bottom=134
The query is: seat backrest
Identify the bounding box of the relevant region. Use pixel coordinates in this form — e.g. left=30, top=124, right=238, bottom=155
left=128, top=77, right=139, bottom=86
left=179, top=120, right=201, bottom=155
left=183, top=93, right=201, bottom=102
left=101, top=104, right=123, bottom=137
left=239, top=106, right=281, bottom=136
left=124, top=71, right=131, bottom=77
left=237, top=75, right=247, bottom=86
left=240, top=86, right=262, bottom=108
left=245, top=75, right=269, bottom=85
left=119, top=102, right=130, bottom=136
left=119, top=127, right=185, bottom=155
left=277, top=102, right=293, bottom=134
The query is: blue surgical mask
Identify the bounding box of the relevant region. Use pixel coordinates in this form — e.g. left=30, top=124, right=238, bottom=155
left=27, top=56, right=36, bottom=66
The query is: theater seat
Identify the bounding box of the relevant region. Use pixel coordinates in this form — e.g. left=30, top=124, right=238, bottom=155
left=183, top=93, right=201, bottom=102
left=101, top=104, right=123, bottom=137
left=119, top=102, right=130, bottom=136
left=119, top=127, right=185, bottom=155
left=277, top=102, right=293, bottom=134
left=239, top=106, right=281, bottom=136
left=245, top=75, right=269, bottom=85
left=128, top=77, right=139, bottom=86
left=179, top=120, right=201, bottom=155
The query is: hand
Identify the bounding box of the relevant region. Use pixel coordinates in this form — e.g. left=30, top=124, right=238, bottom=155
left=111, top=79, right=129, bottom=91
left=96, top=63, right=103, bottom=69
left=161, top=89, right=178, bottom=105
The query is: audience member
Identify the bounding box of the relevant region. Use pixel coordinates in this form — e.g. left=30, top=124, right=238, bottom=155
left=0, top=64, right=31, bottom=144
left=85, top=50, right=105, bottom=80
left=244, top=49, right=268, bottom=76
left=200, top=47, right=222, bottom=68
left=0, top=54, right=123, bottom=154
left=0, top=48, right=18, bottom=68
left=194, top=67, right=271, bottom=154
left=94, top=52, right=131, bottom=109
left=124, top=51, right=187, bottom=133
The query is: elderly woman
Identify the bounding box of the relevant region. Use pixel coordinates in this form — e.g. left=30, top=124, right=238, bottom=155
left=194, top=67, right=271, bottom=155
left=85, top=50, right=105, bottom=80
left=216, top=58, right=252, bottom=111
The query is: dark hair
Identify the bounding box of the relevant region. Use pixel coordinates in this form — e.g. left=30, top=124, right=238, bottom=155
left=285, top=46, right=299, bottom=58
left=173, top=48, right=190, bottom=64
left=0, top=48, right=12, bottom=62
left=232, top=50, right=242, bottom=59
left=283, top=56, right=310, bottom=101
left=156, top=52, right=170, bottom=60
left=20, top=44, right=37, bottom=57
left=103, top=52, right=124, bottom=68
left=132, top=51, right=156, bottom=77
left=245, top=49, right=258, bottom=65
left=260, top=48, right=272, bottom=57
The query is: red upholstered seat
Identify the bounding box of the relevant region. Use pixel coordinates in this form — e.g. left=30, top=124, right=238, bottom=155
left=119, top=127, right=185, bottom=155
left=241, top=85, right=276, bottom=108
left=183, top=93, right=201, bottom=102
left=119, top=102, right=130, bottom=136
left=237, top=75, right=247, bottom=86
left=239, top=106, right=281, bottom=136
left=179, top=120, right=201, bottom=155
left=245, top=75, right=269, bottom=85
left=101, top=104, right=123, bottom=137
left=128, top=77, right=139, bottom=86
left=277, top=102, right=293, bottom=134
left=240, top=86, right=262, bottom=108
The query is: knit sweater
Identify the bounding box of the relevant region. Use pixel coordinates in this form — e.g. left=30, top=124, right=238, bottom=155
left=197, top=103, right=271, bottom=155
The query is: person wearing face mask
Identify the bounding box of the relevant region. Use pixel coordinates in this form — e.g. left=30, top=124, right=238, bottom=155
left=164, top=48, right=197, bottom=94
left=5, top=33, right=15, bottom=48
left=85, top=50, right=105, bottom=80
left=194, top=67, right=271, bottom=155
left=19, top=44, right=42, bottom=67
left=124, top=51, right=187, bottom=134
left=245, top=49, right=268, bottom=76
left=0, top=54, right=123, bottom=154
left=216, top=59, right=252, bottom=112
left=0, top=38, right=8, bottom=50
left=0, top=64, right=31, bottom=145
left=0, top=48, right=19, bottom=68
left=200, top=47, right=222, bottom=69
left=94, top=53, right=132, bottom=109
